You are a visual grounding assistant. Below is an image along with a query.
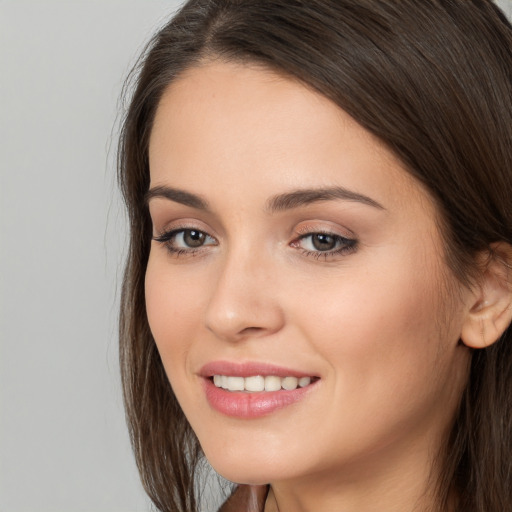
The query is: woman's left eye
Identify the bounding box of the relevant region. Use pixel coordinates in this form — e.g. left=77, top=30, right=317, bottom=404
left=293, top=232, right=357, bottom=258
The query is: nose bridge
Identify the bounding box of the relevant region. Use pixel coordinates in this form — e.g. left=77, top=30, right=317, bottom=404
left=204, top=238, right=284, bottom=341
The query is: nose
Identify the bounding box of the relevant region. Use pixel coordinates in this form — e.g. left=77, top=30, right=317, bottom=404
left=204, top=249, right=285, bottom=343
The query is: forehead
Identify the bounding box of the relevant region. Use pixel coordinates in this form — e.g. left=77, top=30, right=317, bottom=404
left=150, top=60, right=381, bottom=158
left=148, top=60, right=431, bottom=212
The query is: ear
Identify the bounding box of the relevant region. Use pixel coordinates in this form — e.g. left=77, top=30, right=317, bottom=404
left=460, top=243, right=512, bottom=349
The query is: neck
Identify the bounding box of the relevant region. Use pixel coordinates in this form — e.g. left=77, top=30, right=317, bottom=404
left=264, top=434, right=454, bottom=512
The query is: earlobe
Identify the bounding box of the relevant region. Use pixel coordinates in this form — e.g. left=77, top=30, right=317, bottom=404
left=460, top=243, right=512, bottom=349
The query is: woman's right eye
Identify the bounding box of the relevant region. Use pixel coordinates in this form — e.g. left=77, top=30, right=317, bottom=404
left=153, top=228, right=217, bottom=255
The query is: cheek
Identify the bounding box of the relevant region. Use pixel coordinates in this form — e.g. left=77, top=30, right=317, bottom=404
left=293, top=252, right=459, bottom=420
left=145, top=253, right=204, bottom=373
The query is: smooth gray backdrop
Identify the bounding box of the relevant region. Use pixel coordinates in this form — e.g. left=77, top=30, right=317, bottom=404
left=1, top=1, right=511, bottom=511
left=1, top=2, right=180, bottom=511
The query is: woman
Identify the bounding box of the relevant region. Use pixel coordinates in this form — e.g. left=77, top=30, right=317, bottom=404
left=117, top=1, right=512, bottom=511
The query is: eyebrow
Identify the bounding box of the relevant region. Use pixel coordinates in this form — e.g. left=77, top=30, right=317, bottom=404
left=145, top=185, right=384, bottom=212
left=266, top=186, right=385, bottom=212
left=145, top=185, right=210, bottom=211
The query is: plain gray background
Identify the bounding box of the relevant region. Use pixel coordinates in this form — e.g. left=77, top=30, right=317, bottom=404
left=0, top=2, right=181, bottom=511
left=1, top=1, right=512, bottom=511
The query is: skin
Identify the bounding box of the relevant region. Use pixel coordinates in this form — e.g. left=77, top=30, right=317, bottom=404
left=145, top=61, right=476, bottom=512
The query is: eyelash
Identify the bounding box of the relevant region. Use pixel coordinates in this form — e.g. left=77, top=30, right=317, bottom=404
left=293, top=231, right=357, bottom=260
left=153, top=228, right=217, bottom=257
left=153, top=228, right=357, bottom=260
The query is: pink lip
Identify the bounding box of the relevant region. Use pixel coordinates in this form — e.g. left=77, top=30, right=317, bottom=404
left=199, top=361, right=319, bottom=419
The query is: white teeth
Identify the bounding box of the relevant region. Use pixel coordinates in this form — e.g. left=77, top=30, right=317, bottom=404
left=264, top=376, right=282, bottom=391
left=281, top=376, right=298, bottom=390
left=245, top=375, right=265, bottom=392
left=226, top=376, right=244, bottom=391
left=298, top=377, right=311, bottom=387
left=212, top=374, right=314, bottom=392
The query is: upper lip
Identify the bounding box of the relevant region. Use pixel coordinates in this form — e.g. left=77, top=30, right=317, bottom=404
left=199, top=361, right=317, bottom=379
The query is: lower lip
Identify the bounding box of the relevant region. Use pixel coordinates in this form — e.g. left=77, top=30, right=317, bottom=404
left=203, top=378, right=317, bottom=418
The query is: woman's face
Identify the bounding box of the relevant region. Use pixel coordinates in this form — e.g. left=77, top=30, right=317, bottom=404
left=146, top=61, right=472, bottom=486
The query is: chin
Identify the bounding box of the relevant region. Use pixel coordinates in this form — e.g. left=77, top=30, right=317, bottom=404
left=202, top=444, right=294, bottom=485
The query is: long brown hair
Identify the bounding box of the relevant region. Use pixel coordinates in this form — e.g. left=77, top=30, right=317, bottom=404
left=117, top=1, right=512, bottom=510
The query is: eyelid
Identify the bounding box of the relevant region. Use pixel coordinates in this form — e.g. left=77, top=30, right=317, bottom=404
left=290, top=221, right=358, bottom=259
left=151, top=219, right=358, bottom=260
left=152, top=221, right=218, bottom=257
left=153, top=228, right=216, bottom=244
left=293, top=220, right=355, bottom=239
left=152, top=217, right=217, bottom=238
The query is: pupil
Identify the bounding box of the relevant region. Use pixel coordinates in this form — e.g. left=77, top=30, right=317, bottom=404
left=312, top=234, right=335, bottom=251
left=184, top=230, right=205, bottom=247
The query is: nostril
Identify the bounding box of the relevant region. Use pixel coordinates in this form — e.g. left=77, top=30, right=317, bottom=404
left=204, top=288, right=285, bottom=342
left=240, top=326, right=264, bottom=335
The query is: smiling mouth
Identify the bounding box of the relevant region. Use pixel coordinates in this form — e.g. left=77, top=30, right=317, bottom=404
left=211, top=375, right=318, bottom=392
